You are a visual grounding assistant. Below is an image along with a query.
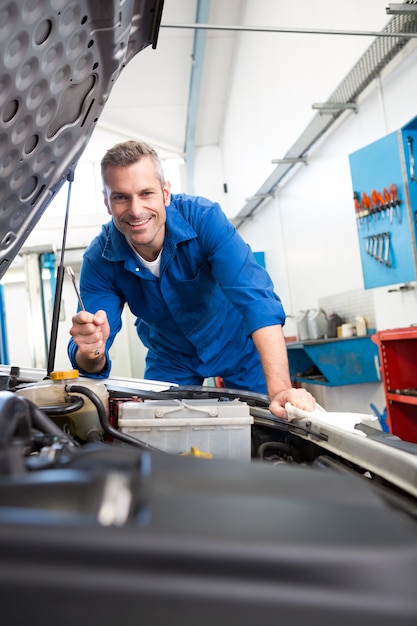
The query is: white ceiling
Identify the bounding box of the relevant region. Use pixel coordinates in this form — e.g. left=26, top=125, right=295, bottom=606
left=82, top=0, right=244, bottom=160
left=83, top=0, right=398, bottom=165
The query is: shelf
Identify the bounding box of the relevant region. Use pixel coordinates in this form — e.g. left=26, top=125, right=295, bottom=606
left=287, top=335, right=380, bottom=387
left=373, top=327, right=417, bottom=443
left=386, top=392, right=417, bottom=406
left=372, top=327, right=417, bottom=391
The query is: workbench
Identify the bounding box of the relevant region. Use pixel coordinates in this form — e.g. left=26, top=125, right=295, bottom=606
left=287, top=335, right=380, bottom=386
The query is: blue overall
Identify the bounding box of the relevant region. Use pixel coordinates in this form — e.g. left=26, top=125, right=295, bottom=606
left=68, top=194, right=286, bottom=394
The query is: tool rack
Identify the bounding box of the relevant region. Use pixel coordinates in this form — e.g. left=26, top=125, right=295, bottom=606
left=372, top=327, right=417, bottom=444
left=349, top=115, right=417, bottom=289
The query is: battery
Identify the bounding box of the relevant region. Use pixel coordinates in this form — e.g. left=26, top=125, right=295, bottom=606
left=117, top=398, right=253, bottom=460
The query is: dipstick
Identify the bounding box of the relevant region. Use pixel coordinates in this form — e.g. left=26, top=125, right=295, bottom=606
left=66, top=266, right=85, bottom=311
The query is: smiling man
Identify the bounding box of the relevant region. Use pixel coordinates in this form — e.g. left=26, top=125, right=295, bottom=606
left=68, top=140, right=315, bottom=419
left=104, top=152, right=169, bottom=260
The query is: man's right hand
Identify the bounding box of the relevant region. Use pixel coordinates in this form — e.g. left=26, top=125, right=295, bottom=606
left=69, top=309, right=110, bottom=373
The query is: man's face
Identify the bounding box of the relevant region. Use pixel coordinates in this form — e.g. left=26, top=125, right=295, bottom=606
left=103, top=156, right=171, bottom=261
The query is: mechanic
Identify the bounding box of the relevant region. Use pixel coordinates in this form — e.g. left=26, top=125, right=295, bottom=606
left=68, top=140, right=316, bottom=419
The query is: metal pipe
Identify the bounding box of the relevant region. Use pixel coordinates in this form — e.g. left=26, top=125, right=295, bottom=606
left=161, top=22, right=417, bottom=39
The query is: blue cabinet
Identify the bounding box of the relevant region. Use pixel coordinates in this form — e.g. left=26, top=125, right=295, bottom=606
left=287, top=336, right=380, bottom=386
left=349, top=115, right=417, bottom=289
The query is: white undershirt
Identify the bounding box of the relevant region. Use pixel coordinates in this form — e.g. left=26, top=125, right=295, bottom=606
left=136, top=249, right=163, bottom=277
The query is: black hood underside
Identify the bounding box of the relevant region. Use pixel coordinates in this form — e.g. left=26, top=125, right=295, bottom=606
left=0, top=0, right=163, bottom=279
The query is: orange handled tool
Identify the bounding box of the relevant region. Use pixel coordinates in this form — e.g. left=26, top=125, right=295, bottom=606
left=360, top=191, right=372, bottom=222
left=371, top=189, right=385, bottom=219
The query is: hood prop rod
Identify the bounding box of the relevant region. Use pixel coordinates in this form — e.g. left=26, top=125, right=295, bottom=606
left=46, top=168, right=75, bottom=376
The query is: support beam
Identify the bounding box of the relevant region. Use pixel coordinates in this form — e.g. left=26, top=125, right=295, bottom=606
left=184, top=0, right=211, bottom=194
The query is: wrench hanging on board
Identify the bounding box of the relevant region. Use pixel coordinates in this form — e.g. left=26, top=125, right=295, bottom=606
left=406, top=136, right=417, bottom=183
left=390, top=183, right=402, bottom=224
left=383, top=232, right=391, bottom=268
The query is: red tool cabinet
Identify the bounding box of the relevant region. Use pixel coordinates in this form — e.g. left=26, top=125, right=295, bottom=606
left=372, top=327, right=417, bottom=443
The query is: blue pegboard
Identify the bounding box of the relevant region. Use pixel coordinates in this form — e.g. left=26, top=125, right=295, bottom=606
left=349, top=115, right=417, bottom=289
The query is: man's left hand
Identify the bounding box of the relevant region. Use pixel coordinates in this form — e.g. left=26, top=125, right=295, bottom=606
left=269, top=388, right=316, bottom=419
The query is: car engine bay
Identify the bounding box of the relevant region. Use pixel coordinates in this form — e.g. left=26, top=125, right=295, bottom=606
left=1, top=365, right=417, bottom=624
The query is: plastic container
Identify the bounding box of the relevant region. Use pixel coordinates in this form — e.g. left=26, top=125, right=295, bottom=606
left=296, top=310, right=310, bottom=340
left=118, top=399, right=254, bottom=459
left=326, top=313, right=343, bottom=338
left=355, top=315, right=368, bottom=337
left=15, top=370, right=108, bottom=442
left=307, top=309, right=328, bottom=340
left=341, top=323, right=355, bottom=338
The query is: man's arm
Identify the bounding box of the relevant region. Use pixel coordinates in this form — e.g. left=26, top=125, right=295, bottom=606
left=252, top=324, right=316, bottom=418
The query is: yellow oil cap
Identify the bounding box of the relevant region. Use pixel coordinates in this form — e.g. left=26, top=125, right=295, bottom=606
left=180, top=446, right=213, bottom=459
left=50, top=370, right=80, bottom=381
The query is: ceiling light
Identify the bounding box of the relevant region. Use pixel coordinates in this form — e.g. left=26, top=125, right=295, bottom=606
left=312, top=102, right=358, bottom=113
left=271, top=157, right=307, bottom=165
left=245, top=192, right=276, bottom=203
left=386, top=3, right=417, bottom=14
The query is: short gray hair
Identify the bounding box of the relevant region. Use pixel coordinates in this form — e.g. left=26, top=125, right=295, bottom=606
left=101, top=140, right=165, bottom=187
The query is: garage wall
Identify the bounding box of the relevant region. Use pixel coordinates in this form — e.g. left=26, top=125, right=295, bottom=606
left=192, top=7, right=417, bottom=414
left=232, top=43, right=417, bottom=332
left=193, top=9, right=417, bottom=333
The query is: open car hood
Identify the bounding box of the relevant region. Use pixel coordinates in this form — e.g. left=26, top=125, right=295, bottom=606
left=0, top=0, right=163, bottom=279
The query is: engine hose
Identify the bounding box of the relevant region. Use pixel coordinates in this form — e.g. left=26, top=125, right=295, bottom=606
left=256, top=441, right=296, bottom=460
left=0, top=392, right=77, bottom=449
left=37, top=394, right=85, bottom=416
left=67, top=384, right=163, bottom=452
left=28, top=399, right=79, bottom=446
left=0, top=392, right=31, bottom=449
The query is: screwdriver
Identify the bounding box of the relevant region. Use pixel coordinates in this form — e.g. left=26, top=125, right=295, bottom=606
left=66, top=266, right=85, bottom=311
